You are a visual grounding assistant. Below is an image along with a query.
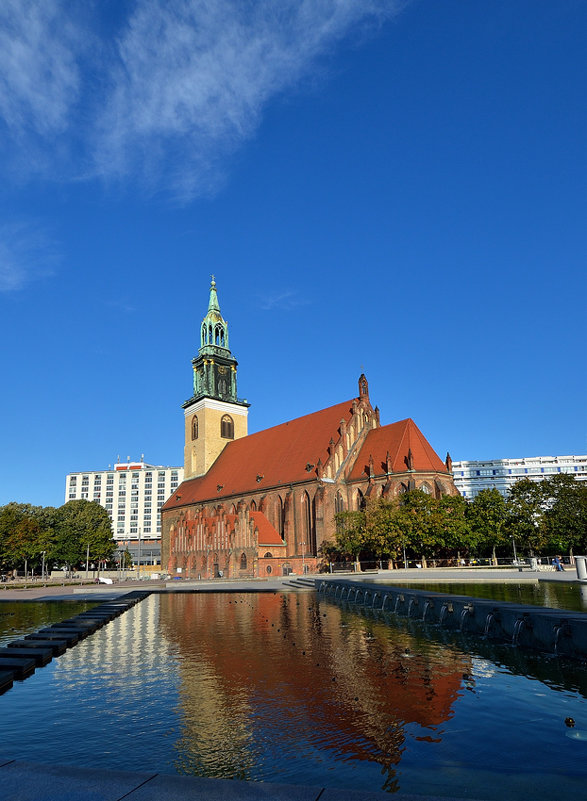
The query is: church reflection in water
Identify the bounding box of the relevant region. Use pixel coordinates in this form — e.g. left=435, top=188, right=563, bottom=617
left=159, top=592, right=470, bottom=790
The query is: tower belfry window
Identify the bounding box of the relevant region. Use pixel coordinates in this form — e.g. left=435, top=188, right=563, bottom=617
left=221, top=415, right=234, bottom=439
left=191, top=415, right=198, bottom=440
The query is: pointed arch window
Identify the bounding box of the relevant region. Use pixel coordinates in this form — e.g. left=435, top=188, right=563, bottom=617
left=335, top=491, right=344, bottom=514
left=191, top=415, right=198, bottom=440
left=221, top=414, right=234, bottom=439
left=277, top=495, right=285, bottom=538
left=240, top=552, right=248, bottom=570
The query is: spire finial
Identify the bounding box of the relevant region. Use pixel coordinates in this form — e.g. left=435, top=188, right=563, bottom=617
left=207, top=275, right=220, bottom=314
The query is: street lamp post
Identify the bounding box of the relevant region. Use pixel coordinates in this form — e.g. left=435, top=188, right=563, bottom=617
left=85, top=542, right=90, bottom=580
left=511, top=536, right=518, bottom=565
left=41, top=551, right=46, bottom=582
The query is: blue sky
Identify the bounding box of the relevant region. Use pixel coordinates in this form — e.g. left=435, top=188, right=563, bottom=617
left=0, top=0, right=585, bottom=508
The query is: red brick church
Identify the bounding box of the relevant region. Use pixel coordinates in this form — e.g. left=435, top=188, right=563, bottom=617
left=161, top=280, right=457, bottom=578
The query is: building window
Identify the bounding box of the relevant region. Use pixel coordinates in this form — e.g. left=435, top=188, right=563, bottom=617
left=240, top=553, right=247, bottom=570
left=221, top=414, right=234, bottom=439
left=191, top=415, right=198, bottom=440
left=334, top=491, right=344, bottom=514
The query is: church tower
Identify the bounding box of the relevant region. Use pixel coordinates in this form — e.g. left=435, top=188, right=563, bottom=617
left=182, top=277, right=249, bottom=479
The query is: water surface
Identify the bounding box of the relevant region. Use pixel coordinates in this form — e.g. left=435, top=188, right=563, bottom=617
left=0, top=592, right=585, bottom=799
left=374, top=581, right=587, bottom=612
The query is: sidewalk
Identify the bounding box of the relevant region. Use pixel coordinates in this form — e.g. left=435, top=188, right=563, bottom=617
left=0, top=566, right=583, bottom=602
left=0, top=758, right=481, bottom=801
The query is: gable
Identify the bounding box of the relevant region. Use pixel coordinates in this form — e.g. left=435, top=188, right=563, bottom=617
left=349, top=418, right=447, bottom=480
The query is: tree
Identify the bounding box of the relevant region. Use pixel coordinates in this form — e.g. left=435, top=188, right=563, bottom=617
left=434, top=494, right=471, bottom=557
left=467, top=488, right=508, bottom=563
left=541, top=474, right=587, bottom=555
left=364, top=496, right=404, bottom=566
left=397, top=490, right=437, bottom=565
left=53, top=500, right=116, bottom=569
left=334, top=510, right=366, bottom=567
left=0, top=502, right=51, bottom=572
left=505, top=478, right=547, bottom=555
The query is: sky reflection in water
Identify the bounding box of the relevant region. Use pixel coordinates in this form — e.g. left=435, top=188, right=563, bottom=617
left=0, top=592, right=585, bottom=799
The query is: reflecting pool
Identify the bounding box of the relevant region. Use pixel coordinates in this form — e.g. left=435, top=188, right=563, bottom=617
left=0, top=592, right=586, bottom=799
left=0, top=600, right=97, bottom=646
left=375, top=581, right=587, bottom=612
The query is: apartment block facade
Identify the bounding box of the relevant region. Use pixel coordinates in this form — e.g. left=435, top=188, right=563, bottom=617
left=451, top=454, right=587, bottom=499
left=65, top=460, right=184, bottom=564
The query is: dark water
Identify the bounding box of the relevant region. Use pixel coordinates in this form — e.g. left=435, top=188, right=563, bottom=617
left=378, top=581, right=587, bottom=612
left=0, top=592, right=586, bottom=799
left=0, top=600, right=97, bottom=646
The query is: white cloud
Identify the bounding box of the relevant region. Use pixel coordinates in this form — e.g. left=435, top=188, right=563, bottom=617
left=0, top=221, right=58, bottom=291
left=0, top=0, right=86, bottom=175
left=257, top=289, right=309, bottom=311
left=0, top=1, right=405, bottom=197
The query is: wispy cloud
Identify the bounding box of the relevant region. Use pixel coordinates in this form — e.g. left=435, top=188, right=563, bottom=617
left=0, top=1, right=405, bottom=198
left=257, top=289, right=310, bottom=311
left=0, top=221, right=58, bottom=291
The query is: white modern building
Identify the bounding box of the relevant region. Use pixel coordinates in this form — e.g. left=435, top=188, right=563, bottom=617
left=65, top=459, right=184, bottom=564
left=452, top=454, right=587, bottom=499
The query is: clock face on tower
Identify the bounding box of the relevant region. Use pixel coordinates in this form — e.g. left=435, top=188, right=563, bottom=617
left=214, top=364, right=231, bottom=399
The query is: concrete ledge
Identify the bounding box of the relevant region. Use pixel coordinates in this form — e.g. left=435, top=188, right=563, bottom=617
left=0, top=759, right=484, bottom=801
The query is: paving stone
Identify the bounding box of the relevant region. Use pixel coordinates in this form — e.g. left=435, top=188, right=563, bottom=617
left=10, top=639, right=67, bottom=655
left=0, top=656, right=35, bottom=679
left=0, top=670, right=13, bottom=693
left=126, top=773, right=323, bottom=801
left=0, top=647, right=52, bottom=666
left=0, top=760, right=156, bottom=801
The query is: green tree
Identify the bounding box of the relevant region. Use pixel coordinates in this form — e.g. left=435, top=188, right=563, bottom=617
left=53, top=500, right=116, bottom=569
left=541, top=474, right=587, bottom=555
left=397, top=490, right=437, bottom=565
left=334, top=510, right=366, bottom=567
left=0, top=502, right=52, bottom=572
left=364, top=496, right=404, bottom=566
left=467, top=488, right=508, bottom=563
left=505, top=478, right=546, bottom=556
left=434, top=493, right=471, bottom=558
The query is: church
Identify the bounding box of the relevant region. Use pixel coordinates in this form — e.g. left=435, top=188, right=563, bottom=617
left=161, top=280, right=457, bottom=578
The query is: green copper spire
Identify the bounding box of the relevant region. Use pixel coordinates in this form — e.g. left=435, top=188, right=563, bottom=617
left=207, top=274, right=221, bottom=315
left=200, top=275, right=229, bottom=350
left=182, top=276, right=252, bottom=409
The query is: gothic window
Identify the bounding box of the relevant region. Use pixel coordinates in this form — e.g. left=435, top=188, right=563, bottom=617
left=250, top=500, right=257, bottom=511
left=264, top=552, right=273, bottom=558
left=208, top=324, right=213, bottom=343
left=218, top=378, right=227, bottom=396
left=191, top=415, right=198, bottom=440
left=356, top=489, right=366, bottom=510
left=221, top=414, right=234, bottom=439
left=277, top=495, right=284, bottom=538
left=240, top=552, right=247, bottom=570
left=335, top=491, right=344, bottom=514
left=301, top=491, right=317, bottom=556
left=202, top=325, right=207, bottom=345
left=421, top=483, right=432, bottom=495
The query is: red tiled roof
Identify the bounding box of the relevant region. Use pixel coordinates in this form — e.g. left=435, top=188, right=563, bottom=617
left=250, top=511, right=284, bottom=546
left=349, top=418, right=447, bottom=480
left=163, top=398, right=356, bottom=510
